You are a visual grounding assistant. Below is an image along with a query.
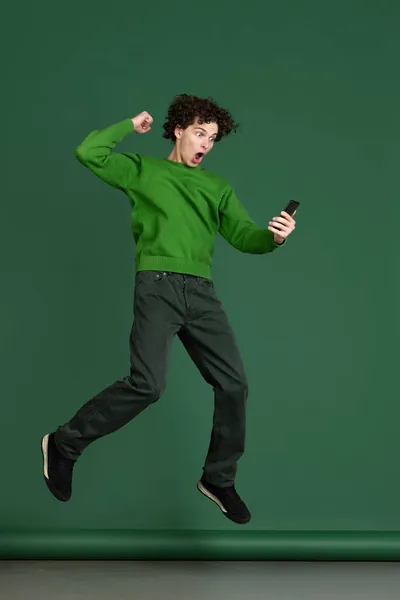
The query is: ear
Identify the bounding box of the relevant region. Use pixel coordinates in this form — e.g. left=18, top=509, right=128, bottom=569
left=174, top=125, right=183, bottom=140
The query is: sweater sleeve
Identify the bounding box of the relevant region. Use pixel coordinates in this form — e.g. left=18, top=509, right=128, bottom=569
left=75, top=119, right=141, bottom=191
left=218, top=185, right=285, bottom=254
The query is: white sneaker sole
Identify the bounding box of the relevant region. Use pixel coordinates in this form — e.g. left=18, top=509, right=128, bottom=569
left=40, top=433, right=70, bottom=502
left=41, top=434, right=49, bottom=480
left=197, top=480, right=227, bottom=514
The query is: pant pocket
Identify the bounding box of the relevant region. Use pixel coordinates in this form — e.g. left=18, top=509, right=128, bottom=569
left=136, top=271, right=167, bottom=286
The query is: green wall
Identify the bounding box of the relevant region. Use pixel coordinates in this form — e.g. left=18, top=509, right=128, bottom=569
left=2, top=0, right=400, bottom=559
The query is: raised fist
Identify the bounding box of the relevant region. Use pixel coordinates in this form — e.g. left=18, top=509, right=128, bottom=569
left=132, top=111, right=153, bottom=134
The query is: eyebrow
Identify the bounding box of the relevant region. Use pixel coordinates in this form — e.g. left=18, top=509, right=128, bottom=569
left=196, top=126, right=218, bottom=137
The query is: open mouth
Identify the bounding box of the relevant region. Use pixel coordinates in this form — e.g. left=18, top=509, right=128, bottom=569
left=193, top=152, right=204, bottom=164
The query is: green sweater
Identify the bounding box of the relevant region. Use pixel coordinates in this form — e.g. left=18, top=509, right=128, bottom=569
left=75, top=118, right=282, bottom=279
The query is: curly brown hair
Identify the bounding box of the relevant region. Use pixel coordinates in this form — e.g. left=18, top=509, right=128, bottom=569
left=162, top=94, right=239, bottom=143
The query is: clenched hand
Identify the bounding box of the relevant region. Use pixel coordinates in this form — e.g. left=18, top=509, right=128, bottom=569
left=132, top=111, right=153, bottom=134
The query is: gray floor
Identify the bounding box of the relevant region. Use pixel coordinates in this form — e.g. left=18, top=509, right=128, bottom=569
left=1, top=560, right=400, bottom=599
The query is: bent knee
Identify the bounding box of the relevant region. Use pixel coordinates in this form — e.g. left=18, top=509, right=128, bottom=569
left=223, top=374, right=248, bottom=397
left=125, top=374, right=166, bottom=402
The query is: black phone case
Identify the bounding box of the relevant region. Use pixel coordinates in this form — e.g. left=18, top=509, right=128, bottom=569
left=284, top=200, right=299, bottom=216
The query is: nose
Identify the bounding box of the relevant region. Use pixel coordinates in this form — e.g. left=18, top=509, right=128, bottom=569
left=201, top=139, right=209, bottom=150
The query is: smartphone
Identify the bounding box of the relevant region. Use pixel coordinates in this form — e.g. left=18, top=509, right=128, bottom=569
left=283, top=199, right=300, bottom=216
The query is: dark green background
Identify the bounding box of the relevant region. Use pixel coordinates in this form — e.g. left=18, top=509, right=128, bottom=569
left=1, top=0, right=399, bottom=558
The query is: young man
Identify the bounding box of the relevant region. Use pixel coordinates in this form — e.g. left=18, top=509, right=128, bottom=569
left=41, top=94, right=296, bottom=525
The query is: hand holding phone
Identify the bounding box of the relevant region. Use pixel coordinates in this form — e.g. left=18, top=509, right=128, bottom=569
left=268, top=199, right=298, bottom=243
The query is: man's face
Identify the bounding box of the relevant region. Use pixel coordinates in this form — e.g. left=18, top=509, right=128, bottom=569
left=174, top=117, right=218, bottom=167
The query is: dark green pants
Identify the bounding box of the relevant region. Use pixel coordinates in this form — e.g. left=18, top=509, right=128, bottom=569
left=55, top=271, right=248, bottom=486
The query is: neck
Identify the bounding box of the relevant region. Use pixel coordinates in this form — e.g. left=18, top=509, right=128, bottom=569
left=167, top=146, right=182, bottom=163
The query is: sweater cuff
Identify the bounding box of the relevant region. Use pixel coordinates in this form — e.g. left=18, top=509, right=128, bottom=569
left=122, top=118, right=135, bottom=134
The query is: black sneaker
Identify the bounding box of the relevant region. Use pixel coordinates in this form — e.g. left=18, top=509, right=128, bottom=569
left=197, top=476, right=251, bottom=524
left=41, top=433, right=75, bottom=502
